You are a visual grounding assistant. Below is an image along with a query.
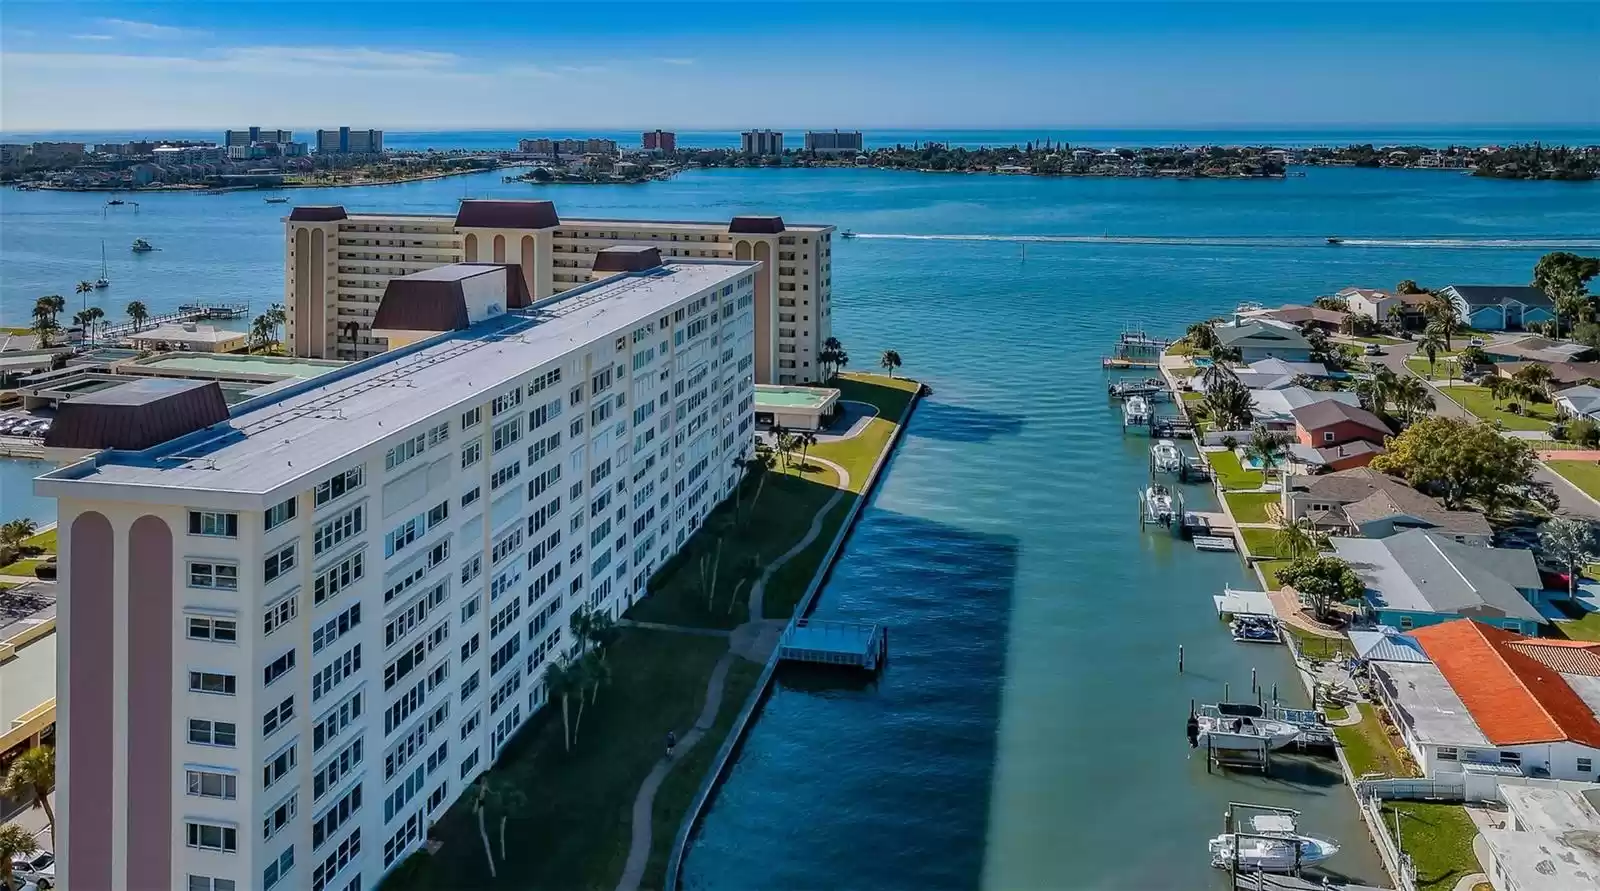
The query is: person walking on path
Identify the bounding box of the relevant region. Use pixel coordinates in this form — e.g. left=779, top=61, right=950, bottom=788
left=665, top=730, right=677, bottom=760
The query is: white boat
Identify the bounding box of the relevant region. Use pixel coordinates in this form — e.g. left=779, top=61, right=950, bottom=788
left=131, top=238, right=155, bottom=253
left=1123, top=394, right=1151, bottom=427
left=264, top=196, right=290, bottom=204
left=1209, top=832, right=1340, bottom=872
left=95, top=240, right=110, bottom=288
left=1151, top=439, right=1182, bottom=473
left=1143, top=484, right=1175, bottom=525
left=1195, top=703, right=1301, bottom=750
left=1235, top=301, right=1266, bottom=314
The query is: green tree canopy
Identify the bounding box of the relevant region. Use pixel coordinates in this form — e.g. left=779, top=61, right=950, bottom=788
left=1277, top=555, right=1365, bottom=621
left=1370, top=416, right=1538, bottom=513
left=1533, top=251, right=1600, bottom=299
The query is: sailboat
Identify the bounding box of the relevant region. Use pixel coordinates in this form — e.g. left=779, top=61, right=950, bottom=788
left=95, top=241, right=110, bottom=289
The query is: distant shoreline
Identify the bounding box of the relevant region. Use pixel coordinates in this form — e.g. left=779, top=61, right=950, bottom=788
left=28, top=164, right=515, bottom=194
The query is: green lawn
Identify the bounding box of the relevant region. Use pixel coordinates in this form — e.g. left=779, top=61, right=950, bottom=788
left=1539, top=440, right=1596, bottom=451
left=1223, top=491, right=1279, bottom=524
left=831, top=372, right=919, bottom=425
left=1207, top=449, right=1266, bottom=491
left=1166, top=340, right=1196, bottom=357
left=1335, top=704, right=1415, bottom=778
left=0, top=559, right=46, bottom=578
left=1405, top=354, right=1463, bottom=380
left=1548, top=460, right=1600, bottom=503
left=1239, top=527, right=1284, bottom=558
left=379, top=630, right=731, bottom=891
left=1181, top=390, right=1205, bottom=404
left=1258, top=559, right=1292, bottom=590
left=0, top=527, right=58, bottom=576
left=1323, top=704, right=1349, bottom=722
left=1555, top=611, right=1600, bottom=642
left=1440, top=385, right=1556, bottom=431
left=1383, top=802, right=1481, bottom=891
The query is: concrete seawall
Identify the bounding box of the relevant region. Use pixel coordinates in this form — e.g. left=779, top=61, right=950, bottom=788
left=663, top=381, right=925, bottom=891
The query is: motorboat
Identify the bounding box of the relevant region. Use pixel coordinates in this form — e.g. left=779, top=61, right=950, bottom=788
left=1193, top=702, right=1301, bottom=750
left=264, top=196, right=290, bottom=204
left=1209, top=831, right=1340, bottom=872
left=131, top=238, right=155, bottom=252
left=1234, top=301, right=1266, bottom=314
left=1326, top=236, right=1344, bottom=245
left=840, top=229, right=857, bottom=239
left=1143, top=484, right=1176, bottom=526
left=1109, top=377, right=1168, bottom=399
left=1231, top=615, right=1282, bottom=644
left=1151, top=439, right=1183, bottom=474
left=1124, top=394, right=1150, bottom=419
left=106, top=198, right=125, bottom=206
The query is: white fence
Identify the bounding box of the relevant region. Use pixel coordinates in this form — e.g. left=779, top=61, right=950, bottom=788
left=1355, top=775, right=1466, bottom=802
left=1359, top=790, right=1421, bottom=891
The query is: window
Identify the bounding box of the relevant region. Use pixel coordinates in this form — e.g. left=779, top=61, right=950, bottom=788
left=190, top=561, right=239, bottom=590
left=189, top=511, right=239, bottom=538
left=189, top=718, right=237, bottom=747
left=385, top=433, right=426, bottom=471
left=263, top=695, right=295, bottom=737
left=460, top=670, right=481, bottom=702
left=313, top=603, right=362, bottom=655
left=1436, top=746, right=1458, bottom=762
left=462, top=486, right=481, bottom=508
left=313, top=690, right=364, bottom=754
left=314, top=505, right=365, bottom=556
left=384, top=680, right=427, bottom=735
left=459, top=748, right=481, bottom=780
left=264, top=743, right=297, bottom=788
left=311, top=828, right=360, bottom=891
left=263, top=793, right=297, bottom=841
left=313, top=783, right=363, bottom=850
left=1398, top=616, right=1414, bottom=630
left=265, top=541, right=298, bottom=582
left=491, top=386, right=523, bottom=417
left=186, top=821, right=238, bottom=852
left=1580, top=758, right=1593, bottom=773
left=1500, top=750, right=1522, bottom=768
left=460, top=555, right=483, bottom=586
left=264, top=649, right=297, bottom=686
left=263, top=592, right=299, bottom=636
left=461, top=441, right=482, bottom=469
left=491, top=461, right=522, bottom=491
left=186, top=768, right=238, bottom=800
left=313, top=551, right=365, bottom=606
left=312, top=645, right=362, bottom=702
left=461, top=406, right=483, bottom=429
left=187, top=876, right=237, bottom=891
left=426, top=421, right=449, bottom=447
left=263, top=846, right=296, bottom=890
left=315, top=467, right=365, bottom=508
left=190, top=671, right=236, bottom=696
left=188, top=614, right=238, bottom=643
left=265, top=497, right=298, bottom=532
left=314, top=737, right=363, bottom=801
left=493, top=417, right=523, bottom=453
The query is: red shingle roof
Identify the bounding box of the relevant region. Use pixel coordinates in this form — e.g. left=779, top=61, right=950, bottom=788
left=1410, top=620, right=1600, bottom=748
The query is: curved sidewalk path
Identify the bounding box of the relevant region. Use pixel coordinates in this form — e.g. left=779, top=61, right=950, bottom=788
left=614, top=456, right=853, bottom=891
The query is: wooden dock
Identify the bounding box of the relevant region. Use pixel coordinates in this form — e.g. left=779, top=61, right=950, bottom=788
left=1233, top=875, right=1392, bottom=891
left=99, top=303, right=252, bottom=339
left=778, top=619, right=887, bottom=671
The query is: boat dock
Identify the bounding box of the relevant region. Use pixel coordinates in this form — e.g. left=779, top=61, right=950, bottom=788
left=1194, top=536, right=1237, bottom=552
left=778, top=619, right=887, bottom=671
left=99, top=303, right=251, bottom=339
left=1233, top=876, right=1391, bottom=891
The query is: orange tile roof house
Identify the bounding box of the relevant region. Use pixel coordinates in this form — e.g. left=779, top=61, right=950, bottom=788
left=1368, top=619, right=1600, bottom=782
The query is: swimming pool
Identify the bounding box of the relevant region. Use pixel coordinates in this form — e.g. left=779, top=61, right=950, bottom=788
left=1192, top=357, right=1214, bottom=367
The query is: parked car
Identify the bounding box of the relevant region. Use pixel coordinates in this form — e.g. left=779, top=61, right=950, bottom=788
left=10, top=851, right=53, bottom=889
left=1469, top=336, right=1486, bottom=347
left=1363, top=342, right=1383, bottom=356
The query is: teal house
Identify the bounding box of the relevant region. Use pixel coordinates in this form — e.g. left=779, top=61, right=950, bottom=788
left=1438, top=284, right=1554, bottom=332
left=1331, top=529, right=1548, bottom=636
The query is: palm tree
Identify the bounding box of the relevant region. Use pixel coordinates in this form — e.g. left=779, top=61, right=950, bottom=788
left=487, top=777, right=527, bottom=865
left=546, top=659, right=582, bottom=752
left=775, top=430, right=799, bottom=473
left=1370, top=366, right=1401, bottom=417
left=37, top=295, right=65, bottom=323
left=30, top=307, right=60, bottom=348
left=1513, top=363, right=1554, bottom=397
left=582, top=648, right=611, bottom=706
left=1484, top=374, right=1507, bottom=407
left=71, top=310, right=91, bottom=338
left=84, top=306, right=105, bottom=342
left=744, top=446, right=776, bottom=519
left=126, top=300, right=149, bottom=333
left=472, top=776, right=497, bottom=878
left=1, top=518, right=37, bottom=549
left=1424, top=296, right=1461, bottom=349
left=75, top=280, right=94, bottom=309
left=1185, top=321, right=1218, bottom=352
left=1245, top=424, right=1289, bottom=485
left=1200, top=346, right=1238, bottom=394
left=880, top=349, right=903, bottom=378
left=1391, top=376, right=1434, bottom=424
left=1385, top=303, right=1406, bottom=332
left=795, top=430, right=818, bottom=472
left=250, top=314, right=274, bottom=352
left=1272, top=515, right=1320, bottom=561
left=820, top=336, right=844, bottom=378
left=2, top=746, right=56, bottom=846
left=0, top=823, right=39, bottom=891
left=1201, top=378, right=1255, bottom=430
left=1418, top=327, right=1448, bottom=378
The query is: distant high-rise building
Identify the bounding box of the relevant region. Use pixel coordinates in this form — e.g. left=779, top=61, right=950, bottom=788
left=224, top=128, right=291, bottom=147
left=515, top=137, right=617, bottom=156
left=804, top=130, right=864, bottom=157
left=315, top=128, right=384, bottom=154
left=741, top=130, right=784, bottom=156
left=642, top=130, right=677, bottom=154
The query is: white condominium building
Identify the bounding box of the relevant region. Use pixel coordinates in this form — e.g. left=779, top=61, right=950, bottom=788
left=38, top=250, right=759, bottom=891
left=284, top=200, right=833, bottom=385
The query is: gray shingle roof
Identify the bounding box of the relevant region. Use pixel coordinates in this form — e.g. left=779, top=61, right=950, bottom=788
left=1214, top=318, right=1311, bottom=350
left=1333, top=530, right=1545, bottom=623
left=1444, top=284, right=1554, bottom=310
left=1292, top=468, right=1492, bottom=536
left=1291, top=400, right=1390, bottom=436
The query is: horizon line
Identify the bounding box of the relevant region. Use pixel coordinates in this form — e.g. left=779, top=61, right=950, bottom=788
left=5, top=122, right=1599, bottom=135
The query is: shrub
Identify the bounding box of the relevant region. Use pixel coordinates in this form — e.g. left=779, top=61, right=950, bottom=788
left=1571, top=418, right=1600, bottom=448
left=1507, top=402, right=1524, bottom=415
left=1221, top=434, right=1239, bottom=450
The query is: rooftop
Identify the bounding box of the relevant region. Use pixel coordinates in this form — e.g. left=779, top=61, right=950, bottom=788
left=1290, top=468, right=1493, bottom=537
left=1334, top=530, right=1544, bottom=623
left=122, top=353, right=343, bottom=381
left=1444, top=283, right=1554, bottom=309
left=1292, top=399, right=1390, bottom=435
left=1371, top=659, right=1490, bottom=747
left=1501, top=784, right=1600, bottom=835
left=1409, top=619, right=1600, bottom=748
left=1348, top=628, right=1431, bottom=663
left=128, top=324, right=245, bottom=345
left=38, top=260, right=752, bottom=503
left=1479, top=826, right=1600, bottom=890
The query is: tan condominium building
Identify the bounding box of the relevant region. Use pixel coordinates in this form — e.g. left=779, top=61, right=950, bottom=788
left=284, top=200, right=834, bottom=384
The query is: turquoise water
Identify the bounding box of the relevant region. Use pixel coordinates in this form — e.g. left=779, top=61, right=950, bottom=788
left=3, top=162, right=1597, bottom=886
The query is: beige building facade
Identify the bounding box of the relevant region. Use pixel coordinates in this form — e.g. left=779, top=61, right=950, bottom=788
left=284, top=200, right=834, bottom=384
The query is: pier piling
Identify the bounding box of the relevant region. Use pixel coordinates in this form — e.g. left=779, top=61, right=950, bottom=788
left=1178, top=644, right=1184, bottom=673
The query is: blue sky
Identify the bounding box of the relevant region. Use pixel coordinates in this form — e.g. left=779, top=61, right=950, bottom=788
left=2, top=2, right=1596, bottom=131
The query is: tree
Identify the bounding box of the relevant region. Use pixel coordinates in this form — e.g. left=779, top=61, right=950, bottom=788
left=1418, top=327, right=1448, bottom=378
left=1277, top=555, right=1365, bottom=621
left=35, top=294, right=64, bottom=323
left=819, top=336, right=845, bottom=378
left=1513, top=362, right=1554, bottom=397
left=1423, top=296, right=1461, bottom=350
left=1396, top=279, right=1427, bottom=295
left=84, top=306, right=104, bottom=342
left=1386, top=303, right=1407, bottom=331
left=795, top=430, right=818, bottom=472
left=1371, top=416, right=1538, bottom=513
left=880, top=349, right=903, bottom=378
left=1201, top=378, right=1255, bottom=430
left=30, top=306, right=60, bottom=348
left=0, top=823, right=39, bottom=891
left=1568, top=417, right=1600, bottom=448
left=250, top=314, right=274, bottom=352
left=1245, top=424, right=1289, bottom=485
left=1200, top=346, right=1238, bottom=394
left=546, top=658, right=582, bottom=751
left=1532, top=251, right=1600, bottom=303
left=266, top=303, right=287, bottom=345
left=1539, top=517, right=1600, bottom=601
left=1313, top=295, right=1349, bottom=313
left=1484, top=374, right=1508, bottom=407
left=743, top=446, right=776, bottom=520
left=76, top=280, right=94, bottom=309
left=126, top=300, right=149, bottom=333
left=0, top=518, right=37, bottom=550
left=1185, top=321, right=1218, bottom=352
left=1272, top=515, right=1323, bottom=562
left=472, top=776, right=498, bottom=878
left=1, top=746, right=55, bottom=846
left=1390, top=375, right=1434, bottom=424
left=775, top=430, right=799, bottom=472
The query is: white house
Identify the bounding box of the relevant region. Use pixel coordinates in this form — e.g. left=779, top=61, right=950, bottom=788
left=1554, top=384, right=1600, bottom=422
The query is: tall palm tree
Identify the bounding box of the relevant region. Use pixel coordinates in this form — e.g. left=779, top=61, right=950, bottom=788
left=1370, top=366, right=1401, bottom=417
left=546, top=659, right=582, bottom=751
left=879, top=349, right=903, bottom=378
left=1201, top=378, right=1255, bottom=430
left=71, top=310, right=91, bottom=337
left=796, top=430, right=818, bottom=472
left=126, top=300, right=149, bottom=333
left=84, top=306, right=105, bottom=343
left=1245, top=425, right=1289, bottom=485
left=37, top=294, right=65, bottom=323
left=1418, top=327, right=1448, bottom=378
left=1272, top=514, right=1320, bottom=561
left=1424, top=296, right=1461, bottom=349
left=1484, top=374, right=1507, bottom=407
left=1200, top=346, right=1238, bottom=394
left=472, top=776, right=498, bottom=879
left=0, top=824, right=39, bottom=891
left=1185, top=321, right=1218, bottom=352
left=744, top=447, right=776, bottom=519
left=1391, top=376, right=1435, bottom=424
left=75, top=280, right=94, bottom=311
left=250, top=314, right=273, bottom=352
left=2, top=746, right=56, bottom=846
left=30, top=307, right=60, bottom=348
left=1513, top=363, right=1554, bottom=397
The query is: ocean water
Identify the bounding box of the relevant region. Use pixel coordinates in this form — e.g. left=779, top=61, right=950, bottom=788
left=2, top=162, right=1597, bottom=886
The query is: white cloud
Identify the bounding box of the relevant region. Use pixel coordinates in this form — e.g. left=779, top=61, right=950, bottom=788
left=98, top=18, right=205, bottom=39
left=71, top=34, right=115, bottom=41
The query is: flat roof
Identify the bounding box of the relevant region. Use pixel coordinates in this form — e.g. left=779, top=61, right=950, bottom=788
left=1480, top=827, right=1600, bottom=890
left=129, top=353, right=343, bottom=380
left=0, top=582, right=56, bottom=643
left=1501, top=785, right=1600, bottom=834
left=331, top=211, right=834, bottom=232
left=1373, top=660, right=1490, bottom=747
left=400, top=263, right=508, bottom=283
left=39, top=260, right=753, bottom=502
left=129, top=324, right=244, bottom=344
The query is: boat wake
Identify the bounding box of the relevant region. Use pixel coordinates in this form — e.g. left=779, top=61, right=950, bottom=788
left=851, top=233, right=1600, bottom=250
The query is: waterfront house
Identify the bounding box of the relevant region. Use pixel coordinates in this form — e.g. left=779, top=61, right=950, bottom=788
left=1439, top=284, right=1555, bottom=331
left=1240, top=304, right=1347, bottom=333
left=1347, top=627, right=1430, bottom=664
left=1337, top=286, right=1432, bottom=328
left=1555, top=384, right=1600, bottom=422
left=1247, top=386, right=1360, bottom=429
left=1290, top=401, right=1390, bottom=470
left=1333, top=529, right=1547, bottom=634
left=1369, top=619, right=1600, bottom=782
left=1283, top=467, right=1493, bottom=544
left=1213, top=317, right=1314, bottom=362
left=1202, top=357, right=1335, bottom=392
